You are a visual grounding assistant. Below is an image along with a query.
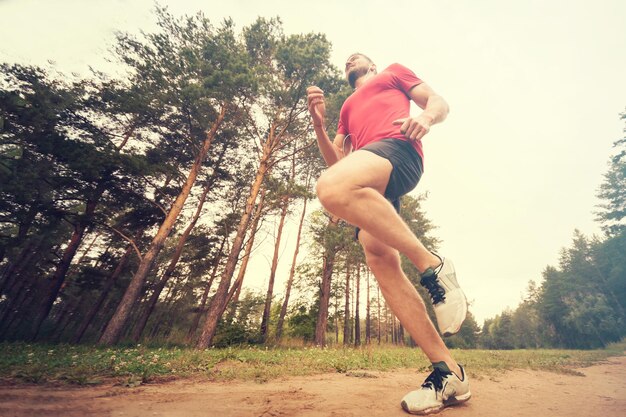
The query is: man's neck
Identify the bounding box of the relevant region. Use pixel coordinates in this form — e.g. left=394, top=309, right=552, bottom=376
left=354, top=71, right=375, bottom=89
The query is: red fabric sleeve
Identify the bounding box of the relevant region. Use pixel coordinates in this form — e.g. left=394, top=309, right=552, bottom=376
left=337, top=118, right=347, bottom=135
left=389, top=63, right=423, bottom=96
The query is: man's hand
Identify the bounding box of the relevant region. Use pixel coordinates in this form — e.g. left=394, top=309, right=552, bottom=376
left=307, top=86, right=326, bottom=128
left=392, top=114, right=434, bottom=141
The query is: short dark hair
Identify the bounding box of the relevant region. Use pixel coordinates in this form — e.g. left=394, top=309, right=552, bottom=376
left=348, top=52, right=374, bottom=64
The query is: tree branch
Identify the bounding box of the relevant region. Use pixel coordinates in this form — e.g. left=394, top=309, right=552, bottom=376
left=98, top=222, right=143, bottom=262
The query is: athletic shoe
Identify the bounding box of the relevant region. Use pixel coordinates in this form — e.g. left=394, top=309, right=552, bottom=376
left=419, top=255, right=467, bottom=336
left=401, top=362, right=471, bottom=415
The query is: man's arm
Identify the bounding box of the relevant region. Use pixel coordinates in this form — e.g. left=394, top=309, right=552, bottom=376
left=393, top=82, right=450, bottom=141
left=314, top=125, right=345, bottom=166
left=307, top=86, right=345, bottom=166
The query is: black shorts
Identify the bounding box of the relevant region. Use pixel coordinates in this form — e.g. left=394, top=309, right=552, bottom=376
left=355, top=138, right=424, bottom=239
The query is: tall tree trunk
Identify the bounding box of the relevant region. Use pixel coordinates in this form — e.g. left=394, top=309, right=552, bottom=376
left=398, top=323, right=405, bottom=345
left=0, top=235, right=43, bottom=325
left=148, top=274, right=185, bottom=341
left=131, top=173, right=216, bottom=342
left=260, top=196, right=289, bottom=342
left=276, top=197, right=308, bottom=340
left=0, top=204, right=38, bottom=293
left=377, top=285, right=381, bottom=344
left=72, top=242, right=135, bottom=343
left=99, top=106, right=226, bottom=345
left=385, top=303, right=390, bottom=343
left=365, top=268, right=371, bottom=344
left=0, top=237, right=39, bottom=296
left=354, top=264, right=361, bottom=347
left=28, top=122, right=138, bottom=340
left=314, top=216, right=339, bottom=346
left=334, top=290, right=340, bottom=344
left=0, top=275, right=39, bottom=339
left=224, top=188, right=267, bottom=323
left=186, top=236, right=227, bottom=343
left=343, top=262, right=351, bottom=346
left=389, top=308, right=393, bottom=344
left=32, top=180, right=107, bottom=340
left=54, top=291, right=93, bottom=343
left=196, top=138, right=273, bottom=349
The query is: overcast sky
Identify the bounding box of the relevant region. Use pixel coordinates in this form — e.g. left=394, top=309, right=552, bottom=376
left=1, top=0, right=625, bottom=324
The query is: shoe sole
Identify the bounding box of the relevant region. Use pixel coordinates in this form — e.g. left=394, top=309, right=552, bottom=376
left=434, top=258, right=468, bottom=337
left=445, top=391, right=472, bottom=405
left=401, top=391, right=471, bottom=415
left=441, top=291, right=468, bottom=337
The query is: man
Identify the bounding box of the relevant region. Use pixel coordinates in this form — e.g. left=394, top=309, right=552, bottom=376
left=306, top=53, right=471, bottom=415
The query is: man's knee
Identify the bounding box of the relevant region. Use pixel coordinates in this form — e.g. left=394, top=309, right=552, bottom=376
left=316, top=171, right=348, bottom=212
left=362, top=239, right=400, bottom=270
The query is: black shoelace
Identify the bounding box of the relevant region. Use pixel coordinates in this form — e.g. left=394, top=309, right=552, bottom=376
left=420, top=273, right=446, bottom=304
left=421, top=367, right=451, bottom=391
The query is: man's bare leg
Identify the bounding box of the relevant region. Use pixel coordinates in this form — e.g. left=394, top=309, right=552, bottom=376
left=358, top=230, right=462, bottom=378
left=316, top=150, right=440, bottom=273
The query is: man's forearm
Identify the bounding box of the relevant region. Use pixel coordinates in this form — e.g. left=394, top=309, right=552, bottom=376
left=421, top=94, right=449, bottom=125
left=314, top=125, right=340, bottom=166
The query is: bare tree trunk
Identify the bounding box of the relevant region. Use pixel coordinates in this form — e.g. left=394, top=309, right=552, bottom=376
left=186, top=236, right=226, bottom=343
left=0, top=236, right=45, bottom=333
left=276, top=197, right=308, bottom=340
left=196, top=136, right=273, bottom=349
left=32, top=180, right=107, bottom=340
left=147, top=274, right=185, bottom=341
left=343, top=262, right=351, bottom=346
left=387, top=308, right=398, bottom=345
left=377, top=285, right=381, bottom=344
left=131, top=173, right=217, bottom=342
left=39, top=233, right=101, bottom=342
left=314, top=217, right=339, bottom=346
left=334, top=290, right=339, bottom=345
left=51, top=299, right=74, bottom=338
left=385, top=304, right=390, bottom=344
left=398, top=323, right=405, bottom=346
left=260, top=196, right=288, bottom=342
left=1, top=263, right=56, bottom=340
left=0, top=238, right=39, bottom=297
left=186, top=257, right=220, bottom=342
left=354, top=264, right=361, bottom=347
left=365, top=269, right=371, bottom=344
left=27, top=125, right=137, bottom=341
left=224, top=188, right=267, bottom=323
left=0, top=204, right=40, bottom=295
left=72, top=242, right=135, bottom=343
left=99, top=106, right=226, bottom=345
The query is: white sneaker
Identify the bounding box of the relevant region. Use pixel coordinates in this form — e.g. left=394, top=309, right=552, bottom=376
left=420, top=255, right=467, bottom=336
left=401, top=362, right=471, bottom=415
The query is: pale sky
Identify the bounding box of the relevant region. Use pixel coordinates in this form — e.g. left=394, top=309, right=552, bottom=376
left=1, top=0, right=625, bottom=324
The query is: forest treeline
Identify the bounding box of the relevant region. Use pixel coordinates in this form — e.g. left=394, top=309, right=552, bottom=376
left=481, top=112, right=626, bottom=350
left=1, top=9, right=624, bottom=350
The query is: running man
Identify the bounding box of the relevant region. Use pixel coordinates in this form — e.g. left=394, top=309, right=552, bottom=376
left=307, top=53, right=471, bottom=415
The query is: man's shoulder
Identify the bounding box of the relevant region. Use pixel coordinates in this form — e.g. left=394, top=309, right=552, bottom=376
left=382, top=63, right=411, bottom=73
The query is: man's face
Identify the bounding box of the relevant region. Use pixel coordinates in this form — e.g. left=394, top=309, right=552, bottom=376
left=345, top=54, right=371, bottom=88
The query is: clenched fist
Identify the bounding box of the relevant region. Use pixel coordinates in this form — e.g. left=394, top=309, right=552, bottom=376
left=306, top=86, right=326, bottom=128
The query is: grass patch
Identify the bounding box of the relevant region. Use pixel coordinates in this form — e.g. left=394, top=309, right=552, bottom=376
left=0, top=341, right=623, bottom=386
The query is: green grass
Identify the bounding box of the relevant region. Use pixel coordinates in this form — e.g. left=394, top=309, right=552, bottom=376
left=0, top=341, right=623, bottom=386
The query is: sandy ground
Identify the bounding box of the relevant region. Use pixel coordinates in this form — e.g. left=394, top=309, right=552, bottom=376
left=0, top=356, right=624, bottom=417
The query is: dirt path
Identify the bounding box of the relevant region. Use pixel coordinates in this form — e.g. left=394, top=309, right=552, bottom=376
left=1, top=356, right=624, bottom=417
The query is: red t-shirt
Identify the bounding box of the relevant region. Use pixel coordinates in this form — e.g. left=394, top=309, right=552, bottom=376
left=337, top=63, right=424, bottom=160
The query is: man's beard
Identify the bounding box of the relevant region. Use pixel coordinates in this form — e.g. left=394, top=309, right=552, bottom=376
left=348, top=66, right=369, bottom=88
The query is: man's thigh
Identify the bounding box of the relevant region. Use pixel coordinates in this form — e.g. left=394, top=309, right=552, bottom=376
left=320, top=149, right=393, bottom=196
